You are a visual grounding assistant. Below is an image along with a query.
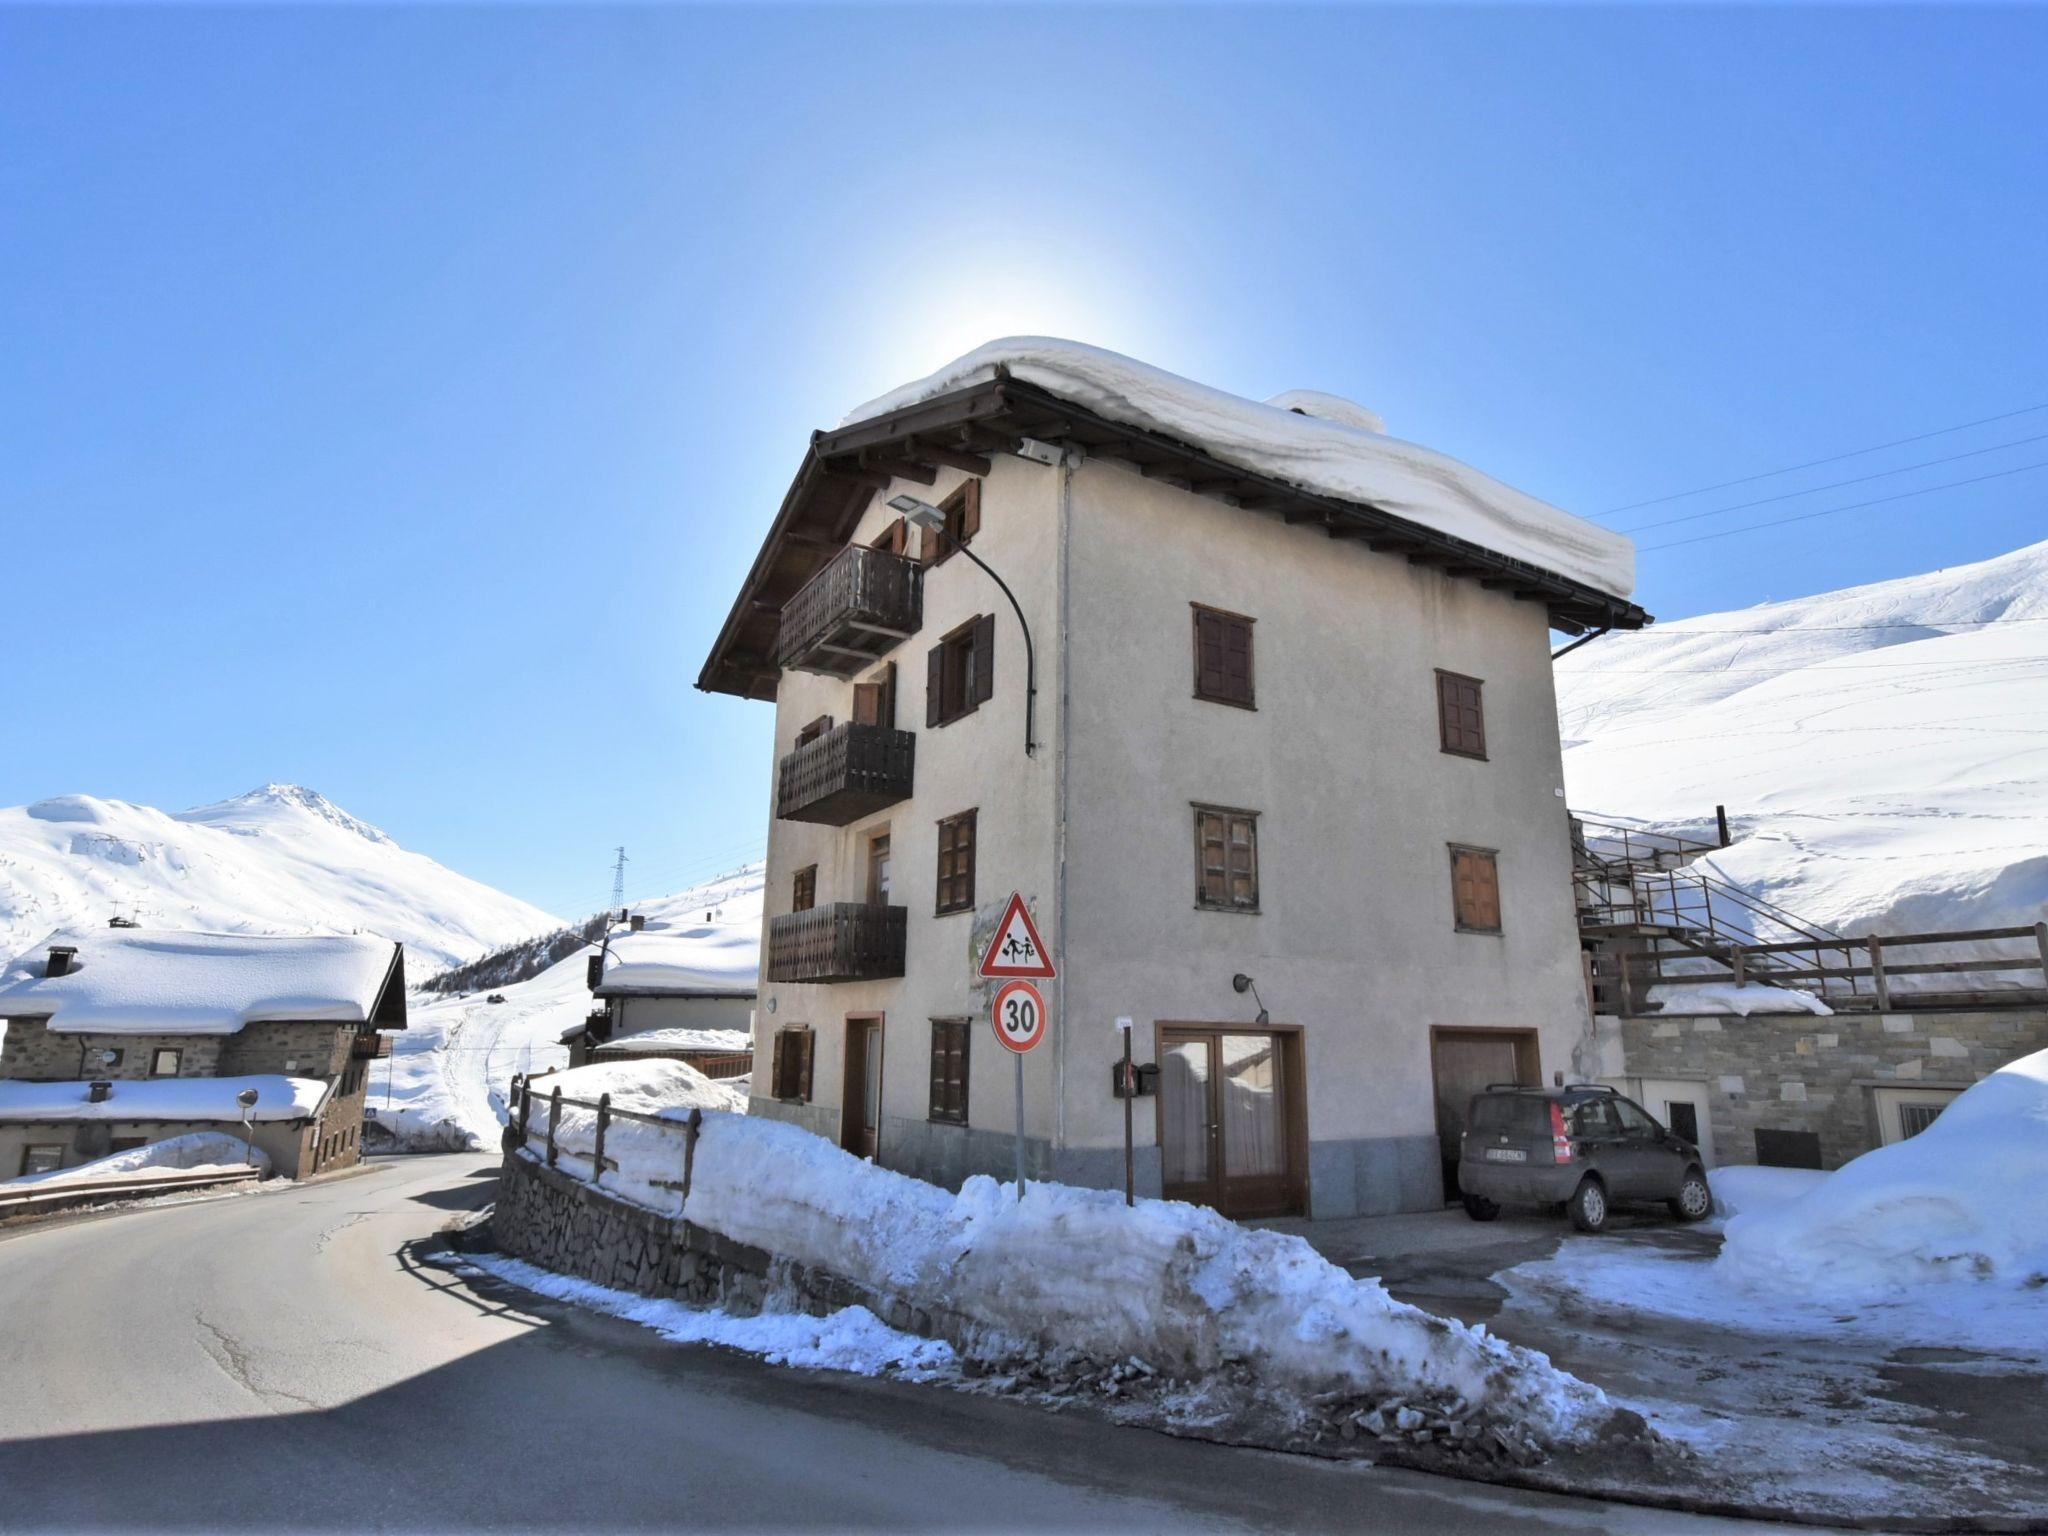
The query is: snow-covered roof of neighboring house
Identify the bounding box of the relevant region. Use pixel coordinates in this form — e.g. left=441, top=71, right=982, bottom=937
left=594, top=1027, right=753, bottom=1057
left=0, top=1073, right=329, bottom=1124
left=701, top=338, right=1646, bottom=700
left=0, top=929, right=406, bottom=1036
left=594, top=921, right=758, bottom=998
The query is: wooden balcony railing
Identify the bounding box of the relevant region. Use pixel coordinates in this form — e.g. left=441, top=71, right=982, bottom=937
left=766, top=903, right=907, bottom=984
left=774, top=544, right=923, bottom=678
left=776, top=722, right=915, bottom=826
left=350, top=1032, right=394, bottom=1060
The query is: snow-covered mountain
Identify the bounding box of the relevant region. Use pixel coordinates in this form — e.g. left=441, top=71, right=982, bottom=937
left=379, top=864, right=762, bottom=1149
left=1558, top=539, right=2048, bottom=937
left=0, top=783, right=560, bottom=974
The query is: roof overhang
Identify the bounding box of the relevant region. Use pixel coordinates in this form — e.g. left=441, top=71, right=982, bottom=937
left=698, top=371, right=1651, bottom=700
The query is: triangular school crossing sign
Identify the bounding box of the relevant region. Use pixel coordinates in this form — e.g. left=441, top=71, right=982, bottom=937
left=979, top=891, right=1057, bottom=980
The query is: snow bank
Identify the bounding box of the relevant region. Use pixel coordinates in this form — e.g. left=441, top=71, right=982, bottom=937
left=2, top=1130, right=268, bottom=1188
left=0, top=927, right=397, bottom=1035
left=593, top=1027, right=752, bottom=1056
left=1646, top=981, right=1833, bottom=1017
left=0, top=1073, right=326, bottom=1123
left=548, top=1111, right=1609, bottom=1443
left=1719, top=1048, right=2048, bottom=1297
left=518, top=1060, right=746, bottom=1210
left=1708, top=1165, right=1828, bottom=1219
left=843, top=339, right=1634, bottom=600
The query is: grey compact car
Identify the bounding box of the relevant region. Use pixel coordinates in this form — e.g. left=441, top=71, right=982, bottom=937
left=1457, top=1085, right=1712, bottom=1232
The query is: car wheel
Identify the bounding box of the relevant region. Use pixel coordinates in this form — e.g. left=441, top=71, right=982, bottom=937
left=1462, top=1193, right=1501, bottom=1222
left=1669, top=1169, right=1713, bottom=1222
left=1568, top=1178, right=1609, bottom=1233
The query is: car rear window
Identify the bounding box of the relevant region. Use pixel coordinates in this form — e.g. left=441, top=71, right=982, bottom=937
left=1468, top=1095, right=1542, bottom=1133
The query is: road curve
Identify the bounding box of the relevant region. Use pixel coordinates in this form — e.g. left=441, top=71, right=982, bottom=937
left=0, top=1154, right=1749, bottom=1533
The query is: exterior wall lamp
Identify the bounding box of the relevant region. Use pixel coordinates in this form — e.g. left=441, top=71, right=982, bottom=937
left=888, top=493, right=1037, bottom=757
left=1231, top=972, right=1270, bottom=1025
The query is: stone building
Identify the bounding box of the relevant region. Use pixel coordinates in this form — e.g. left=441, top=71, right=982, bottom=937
left=696, top=338, right=1647, bottom=1219
left=561, top=911, right=756, bottom=1078
left=0, top=927, right=406, bottom=1180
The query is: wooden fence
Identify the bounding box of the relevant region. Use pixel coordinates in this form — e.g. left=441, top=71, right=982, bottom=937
left=509, top=1072, right=705, bottom=1201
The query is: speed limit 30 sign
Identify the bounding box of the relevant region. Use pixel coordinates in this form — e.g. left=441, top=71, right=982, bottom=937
left=990, top=979, right=1049, bottom=1054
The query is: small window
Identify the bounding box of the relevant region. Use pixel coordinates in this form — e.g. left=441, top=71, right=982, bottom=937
left=870, top=517, right=910, bottom=557
left=935, top=810, right=977, bottom=915
left=150, top=1047, right=183, bottom=1077
left=867, top=830, right=893, bottom=906
left=852, top=661, right=897, bottom=730
left=1449, top=845, right=1501, bottom=933
left=769, top=1026, right=814, bottom=1102
left=929, top=1018, right=970, bottom=1125
left=795, top=714, right=833, bottom=749
left=918, top=479, right=981, bottom=568
left=1436, top=670, right=1486, bottom=759
left=927, top=615, right=995, bottom=728
left=792, top=865, right=817, bottom=913
left=21, top=1145, right=63, bottom=1177
left=1194, top=805, right=1260, bottom=912
left=1665, top=1100, right=1701, bottom=1144
left=1898, top=1102, right=1946, bottom=1138
left=1192, top=605, right=1255, bottom=708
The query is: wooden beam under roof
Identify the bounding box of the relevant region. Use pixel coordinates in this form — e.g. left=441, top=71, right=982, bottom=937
left=906, top=438, right=994, bottom=476
left=855, top=450, right=937, bottom=486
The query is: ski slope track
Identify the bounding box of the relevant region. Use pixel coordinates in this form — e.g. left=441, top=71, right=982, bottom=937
left=0, top=783, right=559, bottom=975
left=1558, top=539, right=2048, bottom=938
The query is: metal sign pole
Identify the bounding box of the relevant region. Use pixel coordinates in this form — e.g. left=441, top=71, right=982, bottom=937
left=1121, top=1023, right=1135, bottom=1207
left=1013, top=1051, right=1027, bottom=1200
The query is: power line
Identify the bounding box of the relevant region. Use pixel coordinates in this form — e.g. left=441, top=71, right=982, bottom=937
left=1615, top=431, right=2048, bottom=535
left=1639, top=458, right=2048, bottom=553
left=1600, top=402, right=2048, bottom=516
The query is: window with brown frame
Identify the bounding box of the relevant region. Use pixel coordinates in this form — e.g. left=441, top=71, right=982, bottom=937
left=870, top=517, right=909, bottom=556
left=1436, top=670, right=1487, bottom=759
left=928, top=1018, right=970, bottom=1124
left=21, top=1145, right=63, bottom=1177
left=852, top=661, right=897, bottom=729
left=927, top=614, right=994, bottom=727
left=1449, top=845, right=1502, bottom=933
left=795, top=713, right=833, bottom=749
left=1194, top=806, right=1260, bottom=912
left=792, top=865, right=817, bottom=913
left=935, top=810, right=977, bottom=915
left=1192, top=605, right=1255, bottom=708
left=769, top=1026, right=815, bottom=1102
left=918, top=479, right=981, bottom=568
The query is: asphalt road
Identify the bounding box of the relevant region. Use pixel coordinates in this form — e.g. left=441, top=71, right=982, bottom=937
left=0, top=1154, right=1771, bottom=1534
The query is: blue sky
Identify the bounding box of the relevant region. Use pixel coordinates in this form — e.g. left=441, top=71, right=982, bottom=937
left=5, top=4, right=2045, bottom=919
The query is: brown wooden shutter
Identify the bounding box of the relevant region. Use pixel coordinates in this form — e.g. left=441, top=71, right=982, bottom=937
left=926, top=643, right=944, bottom=727
left=770, top=1030, right=788, bottom=1098
left=1193, top=608, right=1254, bottom=705
left=852, top=682, right=882, bottom=727
left=1195, top=612, right=1227, bottom=699
left=958, top=479, right=981, bottom=542
left=971, top=613, right=996, bottom=706
left=1451, top=848, right=1501, bottom=931
left=1227, top=813, right=1258, bottom=907
left=1197, top=810, right=1227, bottom=905
left=878, top=660, right=896, bottom=729
left=1437, top=671, right=1485, bottom=757
left=798, top=1029, right=814, bottom=1100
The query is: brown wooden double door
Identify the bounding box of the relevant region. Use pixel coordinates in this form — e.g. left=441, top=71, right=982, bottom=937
left=1431, top=1027, right=1540, bottom=1199
left=1157, top=1026, right=1306, bottom=1218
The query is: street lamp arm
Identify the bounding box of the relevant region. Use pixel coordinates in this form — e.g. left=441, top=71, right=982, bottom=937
left=930, top=529, right=1036, bottom=757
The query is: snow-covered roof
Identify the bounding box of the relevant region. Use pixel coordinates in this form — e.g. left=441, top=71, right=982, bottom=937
left=843, top=339, right=1635, bottom=601
left=0, top=929, right=404, bottom=1036
left=594, top=1027, right=752, bottom=1056
left=0, top=1073, right=329, bottom=1124
left=595, top=920, right=758, bottom=997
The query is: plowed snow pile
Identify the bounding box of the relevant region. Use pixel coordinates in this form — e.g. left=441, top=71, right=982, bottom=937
left=1719, top=1046, right=2048, bottom=1298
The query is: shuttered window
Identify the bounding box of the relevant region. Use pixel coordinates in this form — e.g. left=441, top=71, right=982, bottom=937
left=1194, top=806, right=1260, bottom=912
left=852, top=661, right=897, bottom=729
left=792, top=865, right=817, bottom=913
left=928, top=1018, right=970, bottom=1124
left=1449, top=845, right=1502, bottom=932
left=870, top=517, right=909, bottom=556
left=770, top=1026, right=815, bottom=1102
left=919, top=479, right=982, bottom=568
left=795, top=714, right=833, bottom=748
left=1192, top=605, right=1255, bottom=708
left=926, top=614, right=995, bottom=727
left=935, top=810, right=977, bottom=915
left=1436, top=670, right=1486, bottom=758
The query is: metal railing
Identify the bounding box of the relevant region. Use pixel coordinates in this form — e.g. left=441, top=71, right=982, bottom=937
left=774, top=544, right=923, bottom=678
left=1617, top=923, right=2048, bottom=1012
left=0, top=1166, right=261, bottom=1217
left=766, top=902, right=907, bottom=984
left=775, top=721, right=915, bottom=825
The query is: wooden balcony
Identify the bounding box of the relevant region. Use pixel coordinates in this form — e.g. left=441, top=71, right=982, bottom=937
left=766, top=903, right=907, bottom=984
left=774, top=544, right=923, bottom=678
left=776, top=722, right=915, bottom=826
left=350, top=1032, right=394, bottom=1060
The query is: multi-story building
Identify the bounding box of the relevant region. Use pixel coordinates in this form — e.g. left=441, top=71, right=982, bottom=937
left=0, top=926, right=405, bottom=1179
left=698, top=340, right=1645, bottom=1218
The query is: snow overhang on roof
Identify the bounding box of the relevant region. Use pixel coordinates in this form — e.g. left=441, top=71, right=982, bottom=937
left=0, top=1073, right=330, bottom=1124
left=699, top=338, right=1649, bottom=700
left=0, top=930, right=408, bottom=1037
left=593, top=924, right=759, bottom=998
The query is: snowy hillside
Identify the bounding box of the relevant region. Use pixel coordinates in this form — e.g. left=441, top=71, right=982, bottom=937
left=376, top=864, right=762, bottom=1150
left=0, top=783, right=559, bottom=974
left=1558, top=540, right=2048, bottom=936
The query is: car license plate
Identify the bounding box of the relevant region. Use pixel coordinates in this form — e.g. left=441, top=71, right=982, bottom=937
left=1485, top=1147, right=1527, bottom=1163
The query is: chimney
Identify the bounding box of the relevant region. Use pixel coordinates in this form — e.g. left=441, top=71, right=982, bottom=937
left=46, top=945, right=78, bottom=979
left=87, top=1080, right=112, bottom=1103
left=629, top=914, right=646, bottom=933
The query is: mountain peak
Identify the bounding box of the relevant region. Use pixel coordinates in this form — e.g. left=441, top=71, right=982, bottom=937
left=182, top=783, right=396, bottom=846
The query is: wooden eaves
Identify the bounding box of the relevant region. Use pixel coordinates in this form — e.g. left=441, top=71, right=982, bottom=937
left=696, top=370, right=1651, bottom=701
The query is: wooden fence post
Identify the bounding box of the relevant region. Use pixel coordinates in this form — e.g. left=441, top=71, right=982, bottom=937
left=592, top=1093, right=611, bottom=1188
left=1715, top=803, right=1730, bottom=848
left=1729, top=945, right=1746, bottom=989
left=546, top=1087, right=561, bottom=1168
left=682, top=1108, right=703, bottom=1203
left=1869, top=936, right=1891, bottom=1012
left=2035, top=922, right=2048, bottom=993
left=518, top=1078, right=531, bottom=1139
